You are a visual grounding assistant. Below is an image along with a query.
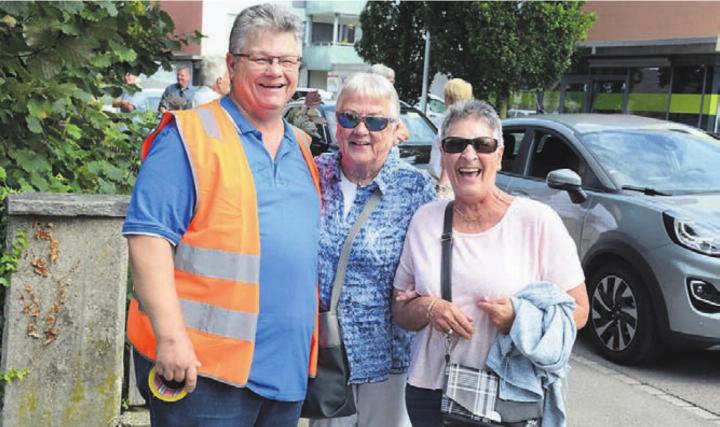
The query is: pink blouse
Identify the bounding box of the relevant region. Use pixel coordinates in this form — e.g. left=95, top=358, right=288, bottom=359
left=393, top=198, right=585, bottom=390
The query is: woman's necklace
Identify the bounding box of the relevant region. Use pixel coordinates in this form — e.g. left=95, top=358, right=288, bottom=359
left=453, top=205, right=484, bottom=224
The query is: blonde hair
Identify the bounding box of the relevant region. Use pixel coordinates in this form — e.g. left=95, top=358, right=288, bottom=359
left=443, top=78, right=473, bottom=106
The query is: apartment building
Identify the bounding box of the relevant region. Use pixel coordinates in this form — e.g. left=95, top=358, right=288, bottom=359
left=511, top=1, right=720, bottom=130
left=156, top=1, right=367, bottom=92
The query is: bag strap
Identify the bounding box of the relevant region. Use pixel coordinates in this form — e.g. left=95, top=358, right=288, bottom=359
left=441, top=201, right=457, bottom=361
left=441, top=201, right=454, bottom=303
left=328, top=187, right=383, bottom=313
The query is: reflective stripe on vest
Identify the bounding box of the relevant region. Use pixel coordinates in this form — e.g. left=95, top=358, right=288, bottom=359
left=180, top=298, right=258, bottom=342
left=174, top=242, right=260, bottom=284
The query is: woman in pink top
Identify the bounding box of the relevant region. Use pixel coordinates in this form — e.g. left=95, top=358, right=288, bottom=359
left=391, top=100, right=590, bottom=427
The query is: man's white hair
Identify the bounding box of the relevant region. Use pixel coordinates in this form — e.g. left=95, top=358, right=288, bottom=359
left=229, top=3, right=303, bottom=54
left=198, top=56, right=227, bottom=87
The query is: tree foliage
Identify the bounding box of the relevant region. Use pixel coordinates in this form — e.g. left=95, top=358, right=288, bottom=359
left=356, top=1, right=437, bottom=104
left=0, top=1, right=193, bottom=197
left=0, top=1, right=194, bottom=359
left=357, top=1, right=594, bottom=116
left=516, top=2, right=596, bottom=92
left=424, top=2, right=521, bottom=104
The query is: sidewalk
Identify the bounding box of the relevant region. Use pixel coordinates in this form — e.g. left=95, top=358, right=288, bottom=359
left=567, top=354, right=720, bottom=426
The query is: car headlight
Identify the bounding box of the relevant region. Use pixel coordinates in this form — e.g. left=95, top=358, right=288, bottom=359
left=663, top=213, right=720, bottom=257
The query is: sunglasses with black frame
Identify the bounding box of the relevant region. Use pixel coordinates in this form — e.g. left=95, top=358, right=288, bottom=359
left=441, top=136, right=499, bottom=154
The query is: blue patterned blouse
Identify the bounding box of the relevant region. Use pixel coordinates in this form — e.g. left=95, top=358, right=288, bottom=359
left=316, top=148, right=436, bottom=384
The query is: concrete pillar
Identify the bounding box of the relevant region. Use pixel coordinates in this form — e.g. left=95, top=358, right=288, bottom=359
left=305, top=18, right=312, bottom=46
left=332, top=14, right=338, bottom=46
left=1, top=193, right=129, bottom=427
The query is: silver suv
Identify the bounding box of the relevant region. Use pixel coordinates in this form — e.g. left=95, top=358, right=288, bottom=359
left=500, top=114, right=720, bottom=365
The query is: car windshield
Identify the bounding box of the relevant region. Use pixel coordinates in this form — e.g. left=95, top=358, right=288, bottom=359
left=400, top=110, right=437, bottom=145
left=582, top=129, right=720, bottom=194
left=325, top=105, right=435, bottom=146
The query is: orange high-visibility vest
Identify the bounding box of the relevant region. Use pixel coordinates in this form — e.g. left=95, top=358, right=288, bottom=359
left=127, top=100, right=320, bottom=387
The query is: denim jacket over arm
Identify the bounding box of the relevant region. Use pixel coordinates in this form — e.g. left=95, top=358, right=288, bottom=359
left=486, top=282, right=577, bottom=427
left=316, top=148, right=436, bottom=384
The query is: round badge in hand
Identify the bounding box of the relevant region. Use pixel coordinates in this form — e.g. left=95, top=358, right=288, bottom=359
left=148, top=366, right=189, bottom=402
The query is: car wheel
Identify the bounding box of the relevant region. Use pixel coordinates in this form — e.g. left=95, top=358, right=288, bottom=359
left=587, top=262, right=659, bottom=365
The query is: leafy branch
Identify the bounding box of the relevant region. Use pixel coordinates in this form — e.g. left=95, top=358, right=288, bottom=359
left=0, top=229, right=27, bottom=288
left=0, top=368, right=29, bottom=384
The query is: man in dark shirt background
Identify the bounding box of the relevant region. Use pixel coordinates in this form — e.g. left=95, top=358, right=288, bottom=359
left=158, top=65, right=194, bottom=112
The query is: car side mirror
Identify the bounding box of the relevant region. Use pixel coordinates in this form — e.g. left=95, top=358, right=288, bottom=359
left=546, top=169, right=587, bottom=204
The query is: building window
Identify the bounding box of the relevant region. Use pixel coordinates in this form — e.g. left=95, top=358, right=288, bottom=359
left=627, top=67, right=670, bottom=119
left=672, top=66, right=706, bottom=93
left=668, top=65, right=713, bottom=128
left=591, top=79, right=625, bottom=114
left=312, top=22, right=333, bottom=44
left=338, top=24, right=356, bottom=45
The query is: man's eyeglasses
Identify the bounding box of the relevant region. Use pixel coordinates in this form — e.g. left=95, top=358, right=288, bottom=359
left=233, top=53, right=302, bottom=71
left=336, top=111, right=394, bottom=132
left=441, top=136, right=499, bottom=154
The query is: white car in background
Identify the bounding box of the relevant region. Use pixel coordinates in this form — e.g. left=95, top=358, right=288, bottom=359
left=415, top=93, right=446, bottom=127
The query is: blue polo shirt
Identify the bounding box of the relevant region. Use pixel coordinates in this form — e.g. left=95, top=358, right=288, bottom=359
left=123, top=96, right=320, bottom=401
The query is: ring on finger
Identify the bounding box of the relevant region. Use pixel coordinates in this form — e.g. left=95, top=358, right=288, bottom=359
left=447, top=327, right=453, bottom=336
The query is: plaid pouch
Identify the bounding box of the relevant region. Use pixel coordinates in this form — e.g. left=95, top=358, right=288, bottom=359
left=441, top=362, right=503, bottom=424
left=441, top=362, right=543, bottom=426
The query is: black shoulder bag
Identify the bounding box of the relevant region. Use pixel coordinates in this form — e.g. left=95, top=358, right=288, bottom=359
left=301, top=188, right=382, bottom=419
left=439, top=202, right=543, bottom=427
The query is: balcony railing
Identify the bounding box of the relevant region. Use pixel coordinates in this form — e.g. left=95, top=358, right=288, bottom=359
left=305, top=1, right=365, bottom=16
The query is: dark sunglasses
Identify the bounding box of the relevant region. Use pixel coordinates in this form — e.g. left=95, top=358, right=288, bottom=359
left=336, top=111, right=393, bottom=132
left=441, top=136, right=499, bottom=154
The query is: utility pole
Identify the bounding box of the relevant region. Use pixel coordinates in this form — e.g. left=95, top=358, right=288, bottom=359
left=420, top=29, right=430, bottom=113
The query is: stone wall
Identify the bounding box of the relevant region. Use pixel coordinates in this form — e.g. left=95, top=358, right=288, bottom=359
left=1, top=193, right=129, bottom=427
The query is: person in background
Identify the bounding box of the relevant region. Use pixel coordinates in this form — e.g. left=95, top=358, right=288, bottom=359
left=112, top=72, right=146, bottom=113
left=285, top=89, right=325, bottom=140
left=369, top=63, right=410, bottom=145
left=392, top=100, right=589, bottom=427
left=158, top=65, right=194, bottom=112
left=191, top=56, right=231, bottom=107
left=428, top=78, right=474, bottom=198
left=124, top=3, right=321, bottom=426
left=311, top=73, right=435, bottom=427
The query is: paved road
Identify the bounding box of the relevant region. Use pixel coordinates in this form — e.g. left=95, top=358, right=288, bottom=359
left=129, top=335, right=720, bottom=427
left=567, top=334, right=720, bottom=426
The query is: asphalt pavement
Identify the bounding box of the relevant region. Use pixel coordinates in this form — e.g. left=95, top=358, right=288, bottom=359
left=567, top=335, right=720, bottom=426
left=122, top=335, right=720, bottom=427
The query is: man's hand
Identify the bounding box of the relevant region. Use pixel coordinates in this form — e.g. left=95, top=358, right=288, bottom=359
left=120, top=100, right=136, bottom=113
left=155, top=332, right=202, bottom=392
left=476, top=297, right=515, bottom=334
left=428, top=299, right=474, bottom=340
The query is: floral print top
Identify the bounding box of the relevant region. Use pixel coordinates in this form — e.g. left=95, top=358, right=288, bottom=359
left=316, top=148, right=436, bottom=384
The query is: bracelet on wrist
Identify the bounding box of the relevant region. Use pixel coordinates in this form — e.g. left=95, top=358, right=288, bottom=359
left=426, top=297, right=439, bottom=320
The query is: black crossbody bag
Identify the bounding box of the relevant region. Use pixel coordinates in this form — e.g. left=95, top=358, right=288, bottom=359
left=439, top=201, right=543, bottom=427
left=301, top=189, right=381, bottom=419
